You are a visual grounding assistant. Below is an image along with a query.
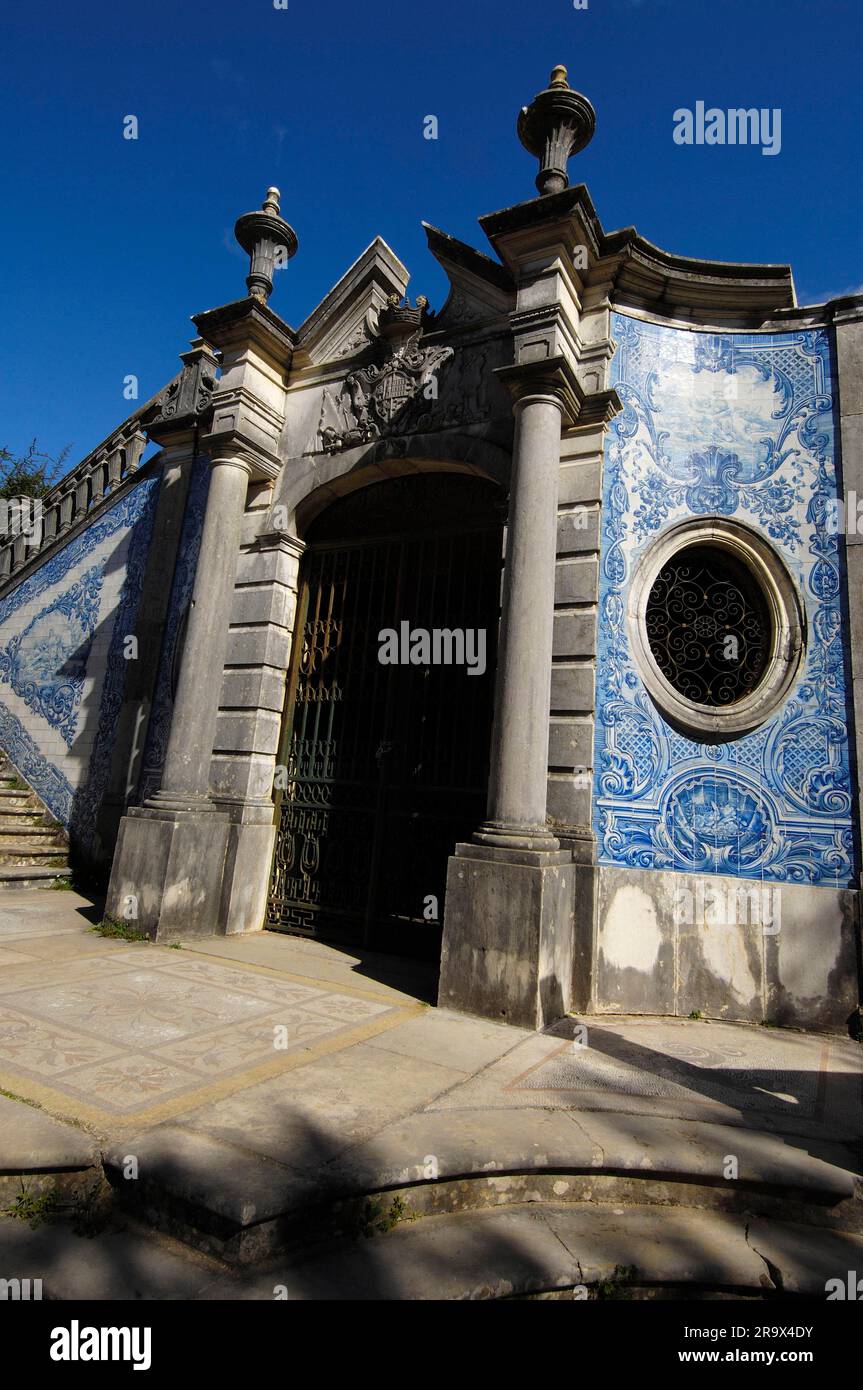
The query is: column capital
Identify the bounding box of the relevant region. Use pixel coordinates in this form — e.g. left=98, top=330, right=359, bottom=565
left=203, top=451, right=255, bottom=477
left=495, top=354, right=583, bottom=426
left=497, top=357, right=623, bottom=430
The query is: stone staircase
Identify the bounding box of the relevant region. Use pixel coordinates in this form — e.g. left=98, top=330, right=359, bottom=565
left=99, top=1110, right=863, bottom=1298
left=0, top=755, right=70, bottom=888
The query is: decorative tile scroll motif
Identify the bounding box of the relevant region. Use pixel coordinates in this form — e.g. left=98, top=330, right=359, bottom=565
left=0, top=566, right=104, bottom=744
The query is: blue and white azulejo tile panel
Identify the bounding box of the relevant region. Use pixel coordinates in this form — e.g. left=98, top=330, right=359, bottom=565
left=594, top=312, right=856, bottom=887
left=0, top=476, right=160, bottom=838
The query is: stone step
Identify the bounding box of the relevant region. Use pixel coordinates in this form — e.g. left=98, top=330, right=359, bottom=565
left=0, top=1094, right=100, bottom=1215
left=0, top=1214, right=232, bottom=1301
left=214, top=1202, right=863, bottom=1301
left=103, top=1109, right=863, bottom=1267
left=0, top=849, right=69, bottom=867
left=0, top=839, right=68, bottom=853
left=0, top=866, right=70, bottom=888
left=0, top=822, right=62, bottom=834
left=10, top=1192, right=860, bottom=1301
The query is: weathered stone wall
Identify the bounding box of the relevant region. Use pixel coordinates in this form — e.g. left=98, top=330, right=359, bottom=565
left=594, top=865, right=858, bottom=1032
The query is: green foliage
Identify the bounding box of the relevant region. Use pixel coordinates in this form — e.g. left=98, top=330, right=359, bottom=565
left=349, top=1194, right=410, bottom=1240
left=3, top=1177, right=114, bottom=1237
left=0, top=440, right=69, bottom=500
left=69, top=1180, right=114, bottom=1238
left=688, top=1010, right=703, bottom=1020
left=4, top=1179, right=64, bottom=1229
left=91, top=917, right=149, bottom=942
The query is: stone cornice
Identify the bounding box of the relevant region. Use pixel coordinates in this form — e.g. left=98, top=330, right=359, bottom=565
left=479, top=183, right=604, bottom=254
left=477, top=184, right=798, bottom=322
left=193, top=296, right=296, bottom=360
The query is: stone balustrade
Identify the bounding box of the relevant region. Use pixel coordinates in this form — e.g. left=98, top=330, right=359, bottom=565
left=0, top=373, right=186, bottom=592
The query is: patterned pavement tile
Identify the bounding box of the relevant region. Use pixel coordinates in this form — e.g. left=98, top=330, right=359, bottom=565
left=55, top=1054, right=199, bottom=1112
left=0, top=947, right=413, bottom=1122
left=302, top=992, right=393, bottom=1023
left=7, top=971, right=276, bottom=1046
left=151, top=1008, right=346, bottom=1076
left=0, top=1006, right=120, bottom=1075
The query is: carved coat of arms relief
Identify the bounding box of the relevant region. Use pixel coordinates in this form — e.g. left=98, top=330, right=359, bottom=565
left=317, top=296, right=455, bottom=454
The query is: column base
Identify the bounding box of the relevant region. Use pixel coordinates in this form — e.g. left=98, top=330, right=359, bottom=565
left=439, top=841, right=575, bottom=1031
left=104, top=806, right=230, bottom=941
left=472, top=819, right=560, bottom=852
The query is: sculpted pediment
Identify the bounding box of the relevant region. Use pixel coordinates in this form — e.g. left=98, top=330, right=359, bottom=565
left=423, top=224, right=515, bottom=329
left=294, top=238, right=410, bottom=367
left=309, top=294, right=511, bottom=456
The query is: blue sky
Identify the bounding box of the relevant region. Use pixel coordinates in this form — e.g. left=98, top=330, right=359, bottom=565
left=1, top=0, right=860, bottom=463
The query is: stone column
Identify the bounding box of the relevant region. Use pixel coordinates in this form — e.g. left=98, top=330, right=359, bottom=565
left=476, top=383, right=565, bottom=849
left=150, top=454, right=252, bottom=808
left=104, top=451, right=251, bottom=939
left=439, top=358, right=580, bottom=1029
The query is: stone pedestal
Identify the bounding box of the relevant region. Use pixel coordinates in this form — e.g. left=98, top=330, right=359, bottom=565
left=106, top=806, right=229, bottom=941
left=439, top=843, right=574, bottom=1030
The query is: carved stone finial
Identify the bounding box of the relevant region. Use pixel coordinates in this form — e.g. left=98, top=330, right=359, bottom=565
left=517, top=64, right=596, bottom=197
left=234, top=186, right=298, bottom=304
left=377, top=294, right=433, bottom=342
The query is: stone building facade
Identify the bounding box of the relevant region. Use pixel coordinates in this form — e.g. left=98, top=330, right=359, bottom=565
left=1, top=68, right=861, bottom=1034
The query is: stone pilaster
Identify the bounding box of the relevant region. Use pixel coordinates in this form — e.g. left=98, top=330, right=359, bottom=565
left=211, top=528, right=305, bottom=934
left=104, top=450, right=251, bottom=938
left=105, top=294, right=294, bottom=940
left=93, top=340, right=220, bottom=867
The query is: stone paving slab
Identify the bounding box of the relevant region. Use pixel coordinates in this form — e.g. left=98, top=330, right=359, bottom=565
left=431, top=1016, right=863, bottom=1143
left=200, top=1205, right=776, bottom=1300
left=747, top=1216, right=863, bottom=1296
left=176, top=1037, right=478, bottom=1169
left=0, top=886, right=861, bottom=1290
left=0, top=1094, right=97, bottom=1173
left=0, top=1214, right=228, bottom=1301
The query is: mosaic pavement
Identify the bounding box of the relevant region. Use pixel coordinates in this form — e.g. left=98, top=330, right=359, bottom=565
left=0, top=906, right=416, bottom=1127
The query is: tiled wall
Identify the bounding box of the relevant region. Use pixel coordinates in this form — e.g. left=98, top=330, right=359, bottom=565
left=594, top=313, right=857, bottom=888
left=0, top=474, right=160, bottom=849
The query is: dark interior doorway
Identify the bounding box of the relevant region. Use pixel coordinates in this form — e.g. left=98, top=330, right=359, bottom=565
left=266, top=472, right=504, bottom=960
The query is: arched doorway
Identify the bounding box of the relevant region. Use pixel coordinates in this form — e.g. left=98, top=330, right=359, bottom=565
left=266, top=472, right=504, bottom=959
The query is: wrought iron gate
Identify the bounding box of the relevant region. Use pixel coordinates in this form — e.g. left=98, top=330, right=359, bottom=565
left=266, top=475, right=504, bottom=957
